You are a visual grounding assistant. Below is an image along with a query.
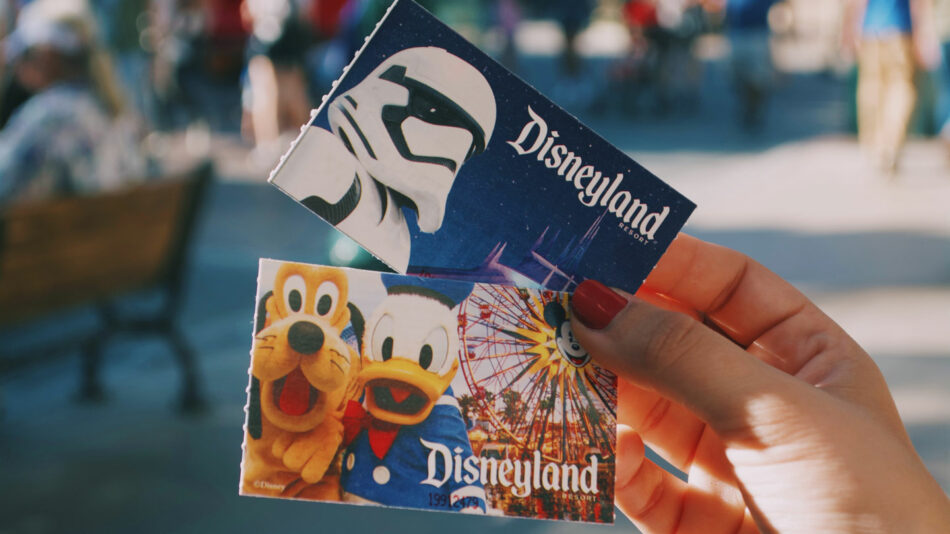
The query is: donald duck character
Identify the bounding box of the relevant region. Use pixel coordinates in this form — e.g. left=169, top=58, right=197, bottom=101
left=340, top=275, right=486, bottom=513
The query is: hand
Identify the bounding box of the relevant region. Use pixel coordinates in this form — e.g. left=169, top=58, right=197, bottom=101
left=570, top=234, right=950, bottom=533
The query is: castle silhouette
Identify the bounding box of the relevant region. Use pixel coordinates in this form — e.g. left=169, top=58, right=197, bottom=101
left=409, top=210, right=606, bottom=292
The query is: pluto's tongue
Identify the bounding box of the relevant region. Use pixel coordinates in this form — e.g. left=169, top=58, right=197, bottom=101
left=388, top=384, right=412, bottom=404
left=279, top=368, right=311, bottom=415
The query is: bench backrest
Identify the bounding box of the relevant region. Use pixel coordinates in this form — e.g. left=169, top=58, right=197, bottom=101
left=0, top=162, right=212, bottom=325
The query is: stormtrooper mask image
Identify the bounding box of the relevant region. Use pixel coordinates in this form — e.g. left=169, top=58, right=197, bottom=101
left=327, top=47, right=497, bottom=233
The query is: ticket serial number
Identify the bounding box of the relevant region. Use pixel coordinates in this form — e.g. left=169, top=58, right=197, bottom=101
left=427, top=493, right=482, bottom=510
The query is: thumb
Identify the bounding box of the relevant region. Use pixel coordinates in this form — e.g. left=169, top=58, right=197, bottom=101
left=570, top=280, right=799, bottom=437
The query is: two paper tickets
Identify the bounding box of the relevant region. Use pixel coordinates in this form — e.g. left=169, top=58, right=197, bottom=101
left=240, top=0, right=695, bottom=524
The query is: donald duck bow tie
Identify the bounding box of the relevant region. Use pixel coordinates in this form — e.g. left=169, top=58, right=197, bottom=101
left=342, top=400, right=401, bottom=459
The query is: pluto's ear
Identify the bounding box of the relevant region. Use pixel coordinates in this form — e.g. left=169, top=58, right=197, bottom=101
left=248, top=290, right=272, bottom=440
left=255, top=291, right=273, bottom=334
left=247, top=377, right=262, bottom=440
left=544, top=301, right=566, bottom=328
left=347, top=302, right=365, bottom=353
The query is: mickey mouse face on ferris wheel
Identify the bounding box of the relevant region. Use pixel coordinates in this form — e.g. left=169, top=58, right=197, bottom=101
left=327, top=47, right=497, bottom=234
left=544, top=301, right=591, bottom=368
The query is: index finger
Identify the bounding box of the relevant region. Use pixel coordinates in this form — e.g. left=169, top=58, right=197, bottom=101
left=641, top=235, right=896, bottom=420
left=645, top=234, right=815, bottom=348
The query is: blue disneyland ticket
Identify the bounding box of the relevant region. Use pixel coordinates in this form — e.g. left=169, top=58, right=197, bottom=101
left=241, top=259, right=617, bottom=523
left=269, top=0, right=695, bottom=293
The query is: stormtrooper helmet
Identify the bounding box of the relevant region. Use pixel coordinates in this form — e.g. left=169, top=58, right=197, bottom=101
left=327, top=47, right=497, bottom=233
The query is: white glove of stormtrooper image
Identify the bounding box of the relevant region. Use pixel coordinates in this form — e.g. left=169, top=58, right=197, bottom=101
left=273, top=47, right=497, bottom=272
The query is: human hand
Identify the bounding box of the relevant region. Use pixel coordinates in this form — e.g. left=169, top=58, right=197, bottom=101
left=570, top=234, right=950, bottom=533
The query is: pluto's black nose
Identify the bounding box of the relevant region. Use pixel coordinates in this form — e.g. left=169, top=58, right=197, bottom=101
left=288, top=321, right=325, bottom=355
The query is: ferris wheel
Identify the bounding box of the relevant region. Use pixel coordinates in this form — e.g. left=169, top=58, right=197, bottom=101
left=457, top=284, right=617, bottom=464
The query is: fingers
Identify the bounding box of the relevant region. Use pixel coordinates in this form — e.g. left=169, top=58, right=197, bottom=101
left=637, top=285, right=702, bottom=322
left=677, top=425, right=747, bottom=533
left=618, top=378, right=707, bottom=472
left=572, top=280, right=803, bottom=438
left=616, top=425, right=749, bottom=534
left=736, top=515, right=762, bottom=534
left=644, top=234, right=823, bottom=352
left=647, top=236, right=895, bottom=419
left=620, top=286, right=710, bottom=472
left=615, top=424, right=686, bottom=533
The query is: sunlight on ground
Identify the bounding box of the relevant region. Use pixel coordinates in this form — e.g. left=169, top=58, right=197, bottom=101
left=639, top=137, right=950, bottom=236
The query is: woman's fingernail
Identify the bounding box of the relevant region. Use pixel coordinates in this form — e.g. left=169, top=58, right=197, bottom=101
left=571, top=280, right=627, bottom=330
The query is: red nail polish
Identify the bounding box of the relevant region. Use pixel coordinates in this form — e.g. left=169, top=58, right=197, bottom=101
left=571, top=280, right=627, bottom=330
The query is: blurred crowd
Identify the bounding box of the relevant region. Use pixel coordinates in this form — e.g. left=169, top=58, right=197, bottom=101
left=0, top=0, right=948, bottom=205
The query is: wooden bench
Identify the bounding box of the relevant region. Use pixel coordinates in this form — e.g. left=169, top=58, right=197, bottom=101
left=0, top=162, right=213, bottom=412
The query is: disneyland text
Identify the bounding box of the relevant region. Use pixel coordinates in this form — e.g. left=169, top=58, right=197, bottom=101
left=507, top=106, right=670, bottom=241
left=419, top=439, right=600, bottom=498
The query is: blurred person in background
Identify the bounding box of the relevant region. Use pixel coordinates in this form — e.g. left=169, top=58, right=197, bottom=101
left=204, top=0, right=248, bottom=130
left=937, top=0, right=950, bottom=158
left=0, top=1, right=10, bottom=43
left=0, top=0, right=32, bottom=128
left=94, top=0, right=152, bottom=124
left=303, top=0, right=349, bottom=104
left=652, top=0, right=706, bottom=114
left=551, top=0, right=595, bottom=78
left=148, top=0, right=209, bottom=130
left=598, top=0, right=659, bottom=117
left=303, top=0, right=365, bottom=102
left=845, top=0, right=920, bottom=175
left=305, top=0, right=439, bottom=98
left=148, top=0, right=246, bottom=132
left=305, top=0, right=414, bottom=104
left=309, top=0, right=349, bottom=44
left=489, top=0, right=521, bottom=71
left=722, top=0, right=779, bottom=130
left=0, top=0, right=145, bottom=204
left=241, top=0, right=313, bottom=163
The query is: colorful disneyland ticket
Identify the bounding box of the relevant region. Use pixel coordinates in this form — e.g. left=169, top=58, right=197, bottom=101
left=269, top=0, right=695, bottom=294
left=240, top=259, right=617, bottom=523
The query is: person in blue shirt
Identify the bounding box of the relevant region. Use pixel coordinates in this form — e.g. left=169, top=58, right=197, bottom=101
left=935, top=0, right=950, bottom=159
left=853, top=0, right=918, bottom=175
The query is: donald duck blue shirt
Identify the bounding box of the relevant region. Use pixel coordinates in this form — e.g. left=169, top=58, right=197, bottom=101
left=340, top=275, right=485, bottom=512
left=340, top=387, right=485, bottom=511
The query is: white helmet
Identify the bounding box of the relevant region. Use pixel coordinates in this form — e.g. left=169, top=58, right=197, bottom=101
left=327, top=47, right=496, bottom=233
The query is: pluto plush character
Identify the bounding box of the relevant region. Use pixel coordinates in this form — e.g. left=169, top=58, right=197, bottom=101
left=274, top=46, right=497, bottom=272
left=242, top=263, right=364, bottom=500
left=340, top=276, right=486, bottom=513
left=544, top=300, right=591, bottom=368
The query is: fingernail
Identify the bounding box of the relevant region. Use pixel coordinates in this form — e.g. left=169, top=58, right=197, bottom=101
left=571, top=280, right=627, bottom=330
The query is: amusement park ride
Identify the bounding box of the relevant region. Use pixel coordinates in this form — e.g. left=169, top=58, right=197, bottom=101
left=457, top=284, right=617, bottom=465
left=415, top=210, right=617, bottom=465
